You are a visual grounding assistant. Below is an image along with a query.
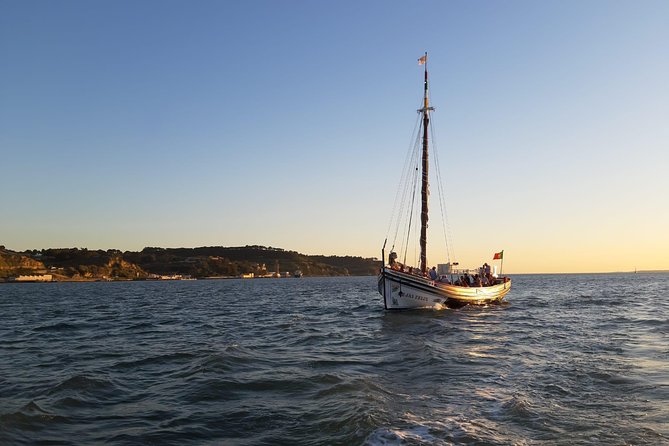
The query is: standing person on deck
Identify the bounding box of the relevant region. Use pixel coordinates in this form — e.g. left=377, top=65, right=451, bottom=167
left=389, top=251, right=398, bottom=268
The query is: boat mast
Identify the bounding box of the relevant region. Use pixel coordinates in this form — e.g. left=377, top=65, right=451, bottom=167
left=419, top=52, right=432, bottom=275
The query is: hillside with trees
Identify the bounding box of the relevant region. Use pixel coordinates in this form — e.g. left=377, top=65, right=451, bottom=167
left=0, top=245, right=381, bottom=281
left=123, top=245, right=380, bottom=277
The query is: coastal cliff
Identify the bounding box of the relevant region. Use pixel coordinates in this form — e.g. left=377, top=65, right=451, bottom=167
left=0, top=247, right=149, bottom=281
left=0, top=247, right=47, bottom=278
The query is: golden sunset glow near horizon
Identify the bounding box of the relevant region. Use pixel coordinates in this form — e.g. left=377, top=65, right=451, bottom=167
left=2, top=2, right=667, bottom=274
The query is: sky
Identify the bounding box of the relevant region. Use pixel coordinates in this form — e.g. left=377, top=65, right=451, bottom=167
left=1, top=0, right=667, bottom=273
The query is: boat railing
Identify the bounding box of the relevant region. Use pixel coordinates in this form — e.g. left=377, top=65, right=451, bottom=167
left=449, top=268, right=480, bottom=276
left=387, top=266, right=484, bottom=277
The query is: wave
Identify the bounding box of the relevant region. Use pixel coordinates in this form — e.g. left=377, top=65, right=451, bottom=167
left=111, top=352, right=198, bottom=370
left=500, top=396, right=534, bottom=419
left=47, top=374, right=119, bottom=397
left=365, top=412, right=528, bottom=446
left=365, top=426, right=439, bottom=445
left=33, top=322, right=81, bottom=332
left=0, top=401, right=68, bottom=441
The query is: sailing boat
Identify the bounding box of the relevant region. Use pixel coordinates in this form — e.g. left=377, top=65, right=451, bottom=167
left=378, top=53, right=511, bottom=309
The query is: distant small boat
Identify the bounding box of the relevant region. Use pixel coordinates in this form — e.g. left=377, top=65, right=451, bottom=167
left=378, top=53, right=511, bottom=310
left=293, top=270, right=303, bottom=278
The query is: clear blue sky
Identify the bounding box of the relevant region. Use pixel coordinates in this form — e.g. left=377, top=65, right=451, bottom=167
left=2, top=0, right=667, bottom=272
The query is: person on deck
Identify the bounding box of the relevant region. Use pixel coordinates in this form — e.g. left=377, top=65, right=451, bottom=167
left=429, top=266, right=438, bottom=280
left=389, top=252, right=398, bottom=268
left=458, top=275, right=469, bottom=287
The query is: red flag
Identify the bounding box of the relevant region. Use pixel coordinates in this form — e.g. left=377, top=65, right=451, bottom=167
left=493, top=251, right=503, bottom=260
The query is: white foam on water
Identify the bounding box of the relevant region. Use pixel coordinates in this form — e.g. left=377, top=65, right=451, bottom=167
left=365, top=426, right=438, bottom=445
left=365, top=413, right=451, bottom=445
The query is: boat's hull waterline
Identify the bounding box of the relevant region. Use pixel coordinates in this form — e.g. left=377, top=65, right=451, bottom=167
left=378, top=268, right=511, bottom=309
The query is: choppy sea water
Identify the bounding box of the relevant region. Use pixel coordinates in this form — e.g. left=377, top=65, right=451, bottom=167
left=1, top=274, right=668, bottom=445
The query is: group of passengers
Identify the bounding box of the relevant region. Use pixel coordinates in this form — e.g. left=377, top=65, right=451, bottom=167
left=451, top=263, right=499, bottom=287
left=388, top=253, right=504, bottom=287
left=452, top=272, right=497, bottom=287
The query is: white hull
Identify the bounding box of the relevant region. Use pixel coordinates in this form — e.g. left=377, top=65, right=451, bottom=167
left=378, top=267, right=511, bottom=310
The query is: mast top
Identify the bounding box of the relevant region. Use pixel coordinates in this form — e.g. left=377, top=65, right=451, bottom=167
left=418, top=52, right=434, bottom=114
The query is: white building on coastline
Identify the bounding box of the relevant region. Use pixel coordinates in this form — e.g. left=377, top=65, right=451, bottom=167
left=14, top=274, right=53, bottom=282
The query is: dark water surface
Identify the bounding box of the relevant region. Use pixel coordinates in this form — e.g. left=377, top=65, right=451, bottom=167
left=1, top=274, right=668, bottom=445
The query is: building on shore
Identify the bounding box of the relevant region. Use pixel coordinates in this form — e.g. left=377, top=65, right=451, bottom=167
left=14, top=274, right=53, bottom=282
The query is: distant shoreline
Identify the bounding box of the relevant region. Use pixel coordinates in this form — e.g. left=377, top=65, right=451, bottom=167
left=2, top=270, right=667, bottom=285
left=0, top=275, right=377, bottom=284
left=0, top=246, right=381, bottom=282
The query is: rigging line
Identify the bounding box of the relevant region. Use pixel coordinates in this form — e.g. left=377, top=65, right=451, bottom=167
left=430, top=121, right=453, bottom=263
left=402, top=166, right=419, bottom=266
left=430, top=120, right=456, bottom=263
left=386, top=129, right=418, bottom=242
left=400, top=128, right=422, bottom=265
left=393, top=113, right=418, bottom=247
left=395, top=112, right=422, bottom=256
left=394, top=146, right=417, bottom=254
left=401, top=142, right=421, bottom=266
left=389, top=113, right=422, bottom=251
left=401, top=97, right=430, bottom=264
left=411, top=171, right=422, bottom=269
left=396, top=98, right=430, bottom=265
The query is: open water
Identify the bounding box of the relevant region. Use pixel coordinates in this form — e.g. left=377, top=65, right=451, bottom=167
left=1, top=274, right=668, bottom=445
